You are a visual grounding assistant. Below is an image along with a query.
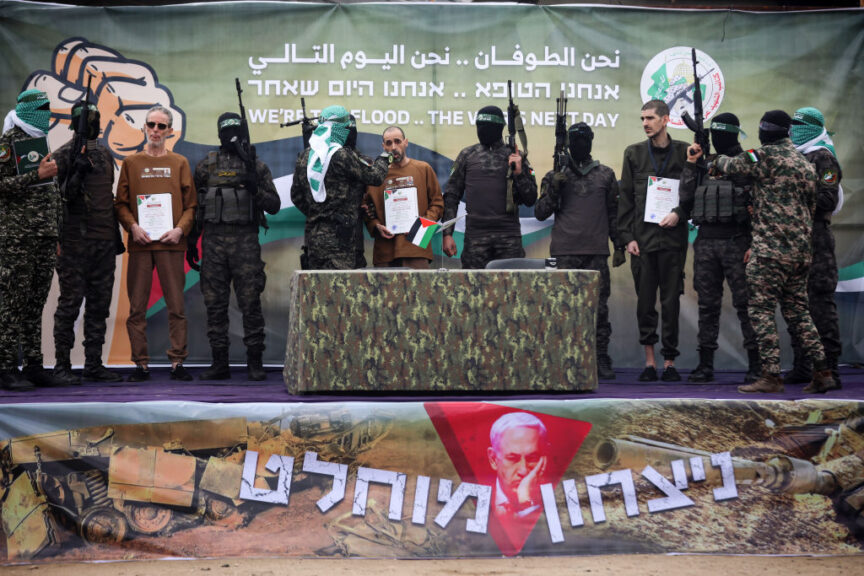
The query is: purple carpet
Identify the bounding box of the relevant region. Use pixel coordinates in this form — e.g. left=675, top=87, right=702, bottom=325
left=0, top=365, right=861, bottom=404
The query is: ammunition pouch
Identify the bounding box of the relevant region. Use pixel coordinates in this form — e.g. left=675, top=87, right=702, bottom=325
left=692, top=180, right=750, bottom=226
left=202, top=186, right=254, bottom=225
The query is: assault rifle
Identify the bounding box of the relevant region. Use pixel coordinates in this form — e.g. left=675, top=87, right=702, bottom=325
left=235, top=77, right=261, bottom=225
left=280, top=97, right=319, bottom=149
left=681, top=48, right=710, bottom=171
left=505, top=80, right=528, bottom=215
left=62, top=73, right=93, bottom=204
left=553, top=89, right=569, bottom=172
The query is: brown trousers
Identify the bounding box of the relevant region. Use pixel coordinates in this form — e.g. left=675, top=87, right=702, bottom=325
left=126, top=250, right=188, bottom=364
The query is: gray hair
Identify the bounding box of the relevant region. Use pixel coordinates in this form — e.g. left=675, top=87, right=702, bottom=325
left=146, top=104, right=174, bottom=127
left=489, top=412, right=547, bottom=454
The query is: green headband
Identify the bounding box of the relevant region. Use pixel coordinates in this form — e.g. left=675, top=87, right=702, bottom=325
left=218, top=117, right=242, bottom=130
left=791, top=112, right=822, bottom=127
left=710, top=121, right=747, bottom=139
left=476, top=113, right=505, bottom=124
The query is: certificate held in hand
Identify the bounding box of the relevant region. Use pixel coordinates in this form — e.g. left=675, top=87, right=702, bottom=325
left=137, top=193, right=174, bottom=239
left=643, top=176, right=680, bottom=224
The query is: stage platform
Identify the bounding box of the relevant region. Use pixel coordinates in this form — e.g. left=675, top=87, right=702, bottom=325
left=1, top=366, right=861, bottom=404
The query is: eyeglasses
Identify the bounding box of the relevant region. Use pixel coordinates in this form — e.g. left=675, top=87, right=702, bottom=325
left=146, top=121, right=169, bottom=130
left=384, top=138, right=403, bottom=146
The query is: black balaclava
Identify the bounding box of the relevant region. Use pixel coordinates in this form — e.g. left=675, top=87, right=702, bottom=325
left=476, top=105, right=505, bottom=146
left=345, top=115, right=358, bottom=149
left=568, top=122, right=593, bottom=163
left=218, top=112, right=245, bottom=151
left=70, top=100, right=100, bottom=140
left=709, top=112, right=742, bottom=156
left=758, top=110, right=791, bottom=145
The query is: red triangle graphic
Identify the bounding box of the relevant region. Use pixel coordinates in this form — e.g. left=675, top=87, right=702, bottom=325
left=425, top=402, right=592, bottom=556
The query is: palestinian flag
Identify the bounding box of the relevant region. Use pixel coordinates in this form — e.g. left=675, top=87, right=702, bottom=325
left=406, top=217, right=439, bottom=249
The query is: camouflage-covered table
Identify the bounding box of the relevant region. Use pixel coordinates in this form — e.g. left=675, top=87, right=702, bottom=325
left=283, top=270, right=599, bottom=393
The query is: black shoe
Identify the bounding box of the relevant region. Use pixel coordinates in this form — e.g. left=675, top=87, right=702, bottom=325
left=687, top=365, right=714, bottom=383
left=784, top=362, right=812, bottom=385
left=661, top=366, right=681, bottom=382
left=82, top=365, right=123, bottom=382
left=23, top=366, right=64, bottom=388
left=638, top=366, right=658, bottom=382
left=597, top=365, right=616, bottom=380
left=597, top=354, right=615, bottom=380
left=52, top=365, right=81, bottom=386
left=1, top=369, right=35, bottom=391
left=199, top=363, right=231, bottom=380
left=128, top=366, right=150, bottom=382
left=170, top=364, right=193, bottom=381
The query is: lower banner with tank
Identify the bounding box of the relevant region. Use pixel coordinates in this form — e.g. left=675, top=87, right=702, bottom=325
left=1, top=398, right=862, bottom=563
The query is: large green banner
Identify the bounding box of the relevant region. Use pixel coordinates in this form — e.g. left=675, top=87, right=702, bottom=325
left=1, top=2, right=862, bottom=367
left=1, top=399, right=862, bottom=562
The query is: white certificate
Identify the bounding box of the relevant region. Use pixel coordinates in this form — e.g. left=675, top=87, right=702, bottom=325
left=644, top=176, right=680, bottom=224
left=137, top=193, right=174, bottom=239
left=383, top=186, right=419, bottom=234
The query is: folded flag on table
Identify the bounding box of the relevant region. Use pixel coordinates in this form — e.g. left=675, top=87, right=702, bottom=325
left=407, top=217, right=439, bottom=249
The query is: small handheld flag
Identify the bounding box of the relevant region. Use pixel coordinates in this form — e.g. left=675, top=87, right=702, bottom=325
left=406, top=217, right=440, bottom=249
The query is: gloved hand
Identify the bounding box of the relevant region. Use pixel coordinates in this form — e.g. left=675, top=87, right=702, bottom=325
left=612, top=246, right=626, bottom=268
left=551, top=171, right=568, bottom=191
left=72, top=154, right=93, bottom=177
left=361, top=196, right=377, bottom=220
left=186, top=236, right=200, bottom=271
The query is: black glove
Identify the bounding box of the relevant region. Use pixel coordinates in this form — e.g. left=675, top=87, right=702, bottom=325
left=72, top=154, right=92, bottom=177
left=551, top=171, right=568, bottom=192
left=612, top=246, right=626, bottom=268
left=186, top=236, right=200, bottom=271
left=361, top=197, right=377, bottom=221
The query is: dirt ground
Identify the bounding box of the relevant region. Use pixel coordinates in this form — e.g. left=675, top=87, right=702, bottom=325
left=2, top=555, right=864, bottom=576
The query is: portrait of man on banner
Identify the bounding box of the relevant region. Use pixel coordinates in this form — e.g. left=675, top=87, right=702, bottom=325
left=487, top=411, right=549, bottom=523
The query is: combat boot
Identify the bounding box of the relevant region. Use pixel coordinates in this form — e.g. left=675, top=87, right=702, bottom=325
left=803, top=360, right=836, bottom=394
left=52, top=350, right=80, bottom=386
left=199, top=348, right=231, bottom=380
left=0, top=369, right=35, bottom=391
left=597, top=354, right=615, bottom=380
left=744, top=348, right=761, bottom=384
left=23, top=365, right=63, bottom=388
left=827, top=356, right=842, bottom=390
left=738, top=372, right=784, bottom=394
left=247, top=349, right=266, bottom=382
left=688, top=349, right=714, bottom=383
left=52, top=363, right=81, bottom=386
left=82, top=364, right=123, bottom=383
left=784, top=353, right=812, bottom=385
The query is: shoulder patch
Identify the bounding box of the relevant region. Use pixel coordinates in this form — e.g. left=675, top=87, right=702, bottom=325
left=746, top=149, right=759, bottom=163
left=0, top=143, right=10, bottom=163
left=822, top=170, right=837, bottom=184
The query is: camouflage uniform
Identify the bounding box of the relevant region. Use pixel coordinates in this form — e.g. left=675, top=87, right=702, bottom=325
left=443, top=141, right=537, bottom=269
left=52, top=138, right=118, bottom=373
left=787, top=148, right=842, bottom=380
left=535, top=158, right=618, bottom=367
left=679, top=146, right=758, bottom=378
left=291, top=147, right=389, bottom=269
left=193, top=149, right=280, bottom=356
left=0, top=127, right=62, bottom=374
left=713, top=138, right=823, bottom=377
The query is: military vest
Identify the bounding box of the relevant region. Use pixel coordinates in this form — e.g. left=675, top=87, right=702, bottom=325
left=201, top=151, right=255, bottom=225
left=691, top=180, right=750, bottom=226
